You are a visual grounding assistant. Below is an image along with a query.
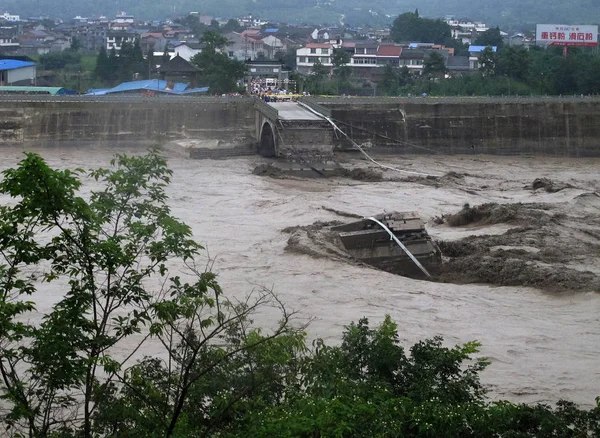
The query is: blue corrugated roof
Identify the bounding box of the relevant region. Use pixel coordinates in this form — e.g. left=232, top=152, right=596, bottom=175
left=173, top=82, right=188, bottom=92
left=182, top=87, right=209, bottom=94
left=264, top=28, right=279, bottom=33
left=85, top=79, right=209, bottom=96
left=468, top=45, right=497, bottom=52
left=0, top=60, right=36, bottom=71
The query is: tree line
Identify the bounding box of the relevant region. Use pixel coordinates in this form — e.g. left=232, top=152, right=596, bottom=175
left=305, top=12, right=600, bottom=97
left=377, top=45, right=600, bottom=97
left=0, top=150, right=599, bottom=437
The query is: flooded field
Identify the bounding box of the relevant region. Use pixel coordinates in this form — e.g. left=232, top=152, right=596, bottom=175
left=1, top=145, right=599, bottom=408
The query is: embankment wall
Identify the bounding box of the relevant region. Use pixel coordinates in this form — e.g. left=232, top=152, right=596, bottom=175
left=314, top=97, right=600, bottom=156
left=3, top=96, right=600, bottom=157
left=0, top=97, right=256, bottom=158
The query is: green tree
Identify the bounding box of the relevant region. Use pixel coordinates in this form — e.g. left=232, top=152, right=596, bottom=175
left=0, top=151, right=196, bottom=436
left=232, top=317, right=600, bottom=437
left=107, top=47, right=118, bottom=81
left=307, top=58, right=329, bottom=94
left=423, top=51, right=447, bottom=76
left=209, top=19, right=220, bottom=32
left=39, top=50, right=82, bottom=70
left=276, top=47, right=298, bottom=70
left=70, top=36, right=81, bottom=52
left=222, top=18, right=242, bottom=33
left=379, top=63, right=399, bottom=95
left=94, top=45, right=110, bottom=80
left=0, top=150, right=297, bottom=437
left=147, top=48, right=155, bottom=79
left=162, top=45, right=171, bottom=65
left=391, top=12, right=451, bottom=44
left=478, top=46, right=498, bottom=77
left=474, top=27, right=504, bottom=48
left=190, top=30, right=246, bottom=93
left=331, top=47, right=351, bottom=79
left=497, top=45, right=531, bottom=81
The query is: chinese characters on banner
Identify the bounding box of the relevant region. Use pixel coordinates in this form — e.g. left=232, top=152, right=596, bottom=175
left=536, top=24, right=598, bottom=46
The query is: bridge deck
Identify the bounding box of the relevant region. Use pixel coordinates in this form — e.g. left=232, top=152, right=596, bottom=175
left=267, top=102, right=323, bottom=121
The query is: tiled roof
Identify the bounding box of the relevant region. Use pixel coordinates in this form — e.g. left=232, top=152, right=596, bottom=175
left=306, top=43, right=333, bottom=48
left=377, top=45, right=402, bottom=57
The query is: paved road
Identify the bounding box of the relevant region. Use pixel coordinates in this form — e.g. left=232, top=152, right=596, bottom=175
left=267, top=102, right=323, bottom=121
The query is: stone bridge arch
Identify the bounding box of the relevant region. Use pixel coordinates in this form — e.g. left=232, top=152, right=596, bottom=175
left=258, top=120, right=277, bottom=157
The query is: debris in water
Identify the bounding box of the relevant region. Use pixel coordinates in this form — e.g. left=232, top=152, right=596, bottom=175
left=252, top=163, right=284, bottom=178
left=285, top=212, right=442, bottom=279
left=529, top=177, right=574, bottom=193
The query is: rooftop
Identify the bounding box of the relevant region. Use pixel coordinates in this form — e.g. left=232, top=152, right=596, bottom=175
left=468, top=45, right=497, bottom=52
left=85, top=79, right=208, bottom=95
left=377, top=45, right=402, bottom=57
left=0, top=60, right=35, bottom=71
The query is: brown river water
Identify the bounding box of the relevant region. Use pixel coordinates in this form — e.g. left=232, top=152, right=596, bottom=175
left=1, top=145, right=599, bottom=408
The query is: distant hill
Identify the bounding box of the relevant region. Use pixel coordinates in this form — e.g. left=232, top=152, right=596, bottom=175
left=3, top=0, right=600, bottom=29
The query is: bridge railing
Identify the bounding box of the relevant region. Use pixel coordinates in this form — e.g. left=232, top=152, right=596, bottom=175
left=299, top=97, right=332, bottom=118
left=254, top=98, right=279, bottom=120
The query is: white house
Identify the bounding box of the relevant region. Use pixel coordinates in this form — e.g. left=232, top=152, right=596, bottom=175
left=172, top=42, right=203, bottom=61
left=0, top=32, right=19, bottom=51
left=113, top=12, right=135, bottom=24
left=0, top=60, right=36, bottom=85
left=445, top=17, right=489, bottom=45
left=296, top=43, right=336, bottom=73
left=0, top=12, right=20, bottom=22
left=224, top=31, right=266, bottom=61
left=106, top=32, right=136, bottom=51
left=261, top=35, right=285, bottom=57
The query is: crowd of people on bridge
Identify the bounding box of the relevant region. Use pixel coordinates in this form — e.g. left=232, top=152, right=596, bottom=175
left=248, top=78, right=308, bottom=102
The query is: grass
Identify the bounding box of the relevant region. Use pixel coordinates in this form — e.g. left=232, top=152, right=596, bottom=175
left=81, top=55, right=97, bottom=72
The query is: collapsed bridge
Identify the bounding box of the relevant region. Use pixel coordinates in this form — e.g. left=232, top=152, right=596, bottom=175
left=2, top=95, right=600, bottom=157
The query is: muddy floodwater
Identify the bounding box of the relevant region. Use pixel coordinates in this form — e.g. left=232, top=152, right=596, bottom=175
left=1, top=146, right=599, bottom=408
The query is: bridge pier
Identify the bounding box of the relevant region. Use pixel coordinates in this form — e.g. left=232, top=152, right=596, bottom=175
left=254, top=100, right=334, bottom=161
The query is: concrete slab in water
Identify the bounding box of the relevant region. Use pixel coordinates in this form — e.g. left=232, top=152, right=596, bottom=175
left=268, top=102, right=323, bottom=121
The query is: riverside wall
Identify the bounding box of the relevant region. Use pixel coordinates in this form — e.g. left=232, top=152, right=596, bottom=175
left=313, top=97, right=600, bottom=156
left=2, top=96, right=600, bottom=157
left=0, top=97, right=257, bottom=158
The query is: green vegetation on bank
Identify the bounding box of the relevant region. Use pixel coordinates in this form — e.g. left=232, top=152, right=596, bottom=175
left=0, top=150, right=599, bottom=437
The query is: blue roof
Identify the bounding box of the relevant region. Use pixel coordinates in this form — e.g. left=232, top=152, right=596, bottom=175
left=468, top=45, right=497, bottom=52
left=264, top=28, right=279, bottom=33
left=409, top=43, right=435, bottom=48
left=0, top=60, right=36, bottom=71
left=182, top=87, right=209, bottom=94
left=85, top=79, right=208, bottom=96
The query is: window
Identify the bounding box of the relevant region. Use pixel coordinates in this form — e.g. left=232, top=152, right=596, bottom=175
left=228, top=51, right=234, bottom=57
left=310, top=48, right=316, bottom=54
left=366, top=48, right=377, bottom=55
left=321, top=48, right=329, bottom=54
left=321, top=57, right=329, bottom=63
left=353, top=57, right=377, bottom=65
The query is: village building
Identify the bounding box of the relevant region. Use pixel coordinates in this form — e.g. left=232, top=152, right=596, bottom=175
left=0, top=59, right=36, bottom=86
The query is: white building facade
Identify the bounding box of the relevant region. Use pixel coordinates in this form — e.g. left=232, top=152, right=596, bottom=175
left=0, top=12, right=20, bottom=22
left=0, top=61, right=36, bottom=85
